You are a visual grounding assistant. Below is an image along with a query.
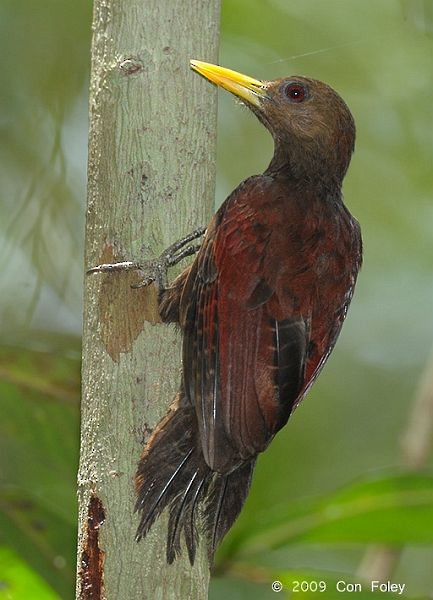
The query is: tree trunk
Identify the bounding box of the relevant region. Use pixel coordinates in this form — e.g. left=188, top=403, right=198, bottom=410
left=77, top=2, right=220, bottom=598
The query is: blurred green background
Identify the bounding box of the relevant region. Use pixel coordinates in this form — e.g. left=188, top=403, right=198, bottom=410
left=0, top=0, right=432, bottom=598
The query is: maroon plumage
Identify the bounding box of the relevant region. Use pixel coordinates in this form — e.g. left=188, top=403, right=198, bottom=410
left=134, top=62, right=362, bottom=563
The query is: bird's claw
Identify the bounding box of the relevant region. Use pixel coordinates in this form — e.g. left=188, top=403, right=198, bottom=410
left=86, top=227, right=206, bottom=290
left=130, top=260, right=168, bottom=290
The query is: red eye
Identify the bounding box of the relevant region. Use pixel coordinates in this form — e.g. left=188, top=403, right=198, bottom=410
left=285, top=82, right=306, bottom=103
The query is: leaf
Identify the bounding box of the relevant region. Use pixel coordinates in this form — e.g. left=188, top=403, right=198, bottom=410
left=0, top=545, right=59, bottom=599
left=226, top=472, right=433, bottom=558
left=0, top=343, right=79, bottom=598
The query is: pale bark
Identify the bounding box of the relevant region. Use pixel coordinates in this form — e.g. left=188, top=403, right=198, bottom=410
left=77, top=1, right=220, bottom=598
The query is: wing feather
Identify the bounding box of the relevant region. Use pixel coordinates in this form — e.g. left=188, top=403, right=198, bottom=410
left=180, top=176, right=359, bottom=472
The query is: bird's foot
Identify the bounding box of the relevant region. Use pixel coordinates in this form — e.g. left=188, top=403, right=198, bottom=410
left=87, top=227, right=206, bottom=289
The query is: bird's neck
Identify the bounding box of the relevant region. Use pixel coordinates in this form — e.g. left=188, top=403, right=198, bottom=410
left=265, top=139, right=346, bottom=195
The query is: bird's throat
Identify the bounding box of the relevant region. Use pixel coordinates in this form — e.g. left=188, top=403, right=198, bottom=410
left=265, top=138, right=345, bottom=194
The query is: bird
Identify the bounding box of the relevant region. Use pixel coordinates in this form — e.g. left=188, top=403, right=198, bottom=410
left=132, top=60, right=363, bottom=564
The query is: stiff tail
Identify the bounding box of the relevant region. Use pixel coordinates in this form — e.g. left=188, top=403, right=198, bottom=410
left=135, top=395, right=255, bottom=564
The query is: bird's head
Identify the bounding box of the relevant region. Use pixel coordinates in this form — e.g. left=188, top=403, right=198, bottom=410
left=191, top=60, right=355, bottom=189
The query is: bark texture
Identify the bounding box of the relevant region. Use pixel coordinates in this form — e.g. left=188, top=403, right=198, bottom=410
left=77, top=1, right=220, bottom=598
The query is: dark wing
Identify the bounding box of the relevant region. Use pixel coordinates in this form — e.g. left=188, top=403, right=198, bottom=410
left=180, top=177, right=311, bottom=473
left=180, top=216, right=232, bottom=471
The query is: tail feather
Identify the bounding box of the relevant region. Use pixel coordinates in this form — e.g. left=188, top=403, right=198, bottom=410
left=167, top=467, right=210, bottom=564
left=204, top=459, right=256, bottom=560
left=135, top=447, right=194, bottom=540
left=135, top=395, right=256, bottom=563
left=135, top=397, right=197, bottom=542
left=182, top=474, right=208, bottom=564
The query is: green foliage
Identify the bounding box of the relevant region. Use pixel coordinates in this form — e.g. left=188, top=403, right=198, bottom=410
left=1, top=0, right=432, bottom=598
left=0, top=546, right=59, bottom=600
left=225, top=473, right=433, bottom=558
left=0, top=343, right=79, bottom=598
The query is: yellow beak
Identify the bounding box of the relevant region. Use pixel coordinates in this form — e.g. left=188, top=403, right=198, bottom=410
left=190, top=60, right=267, bottom=108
